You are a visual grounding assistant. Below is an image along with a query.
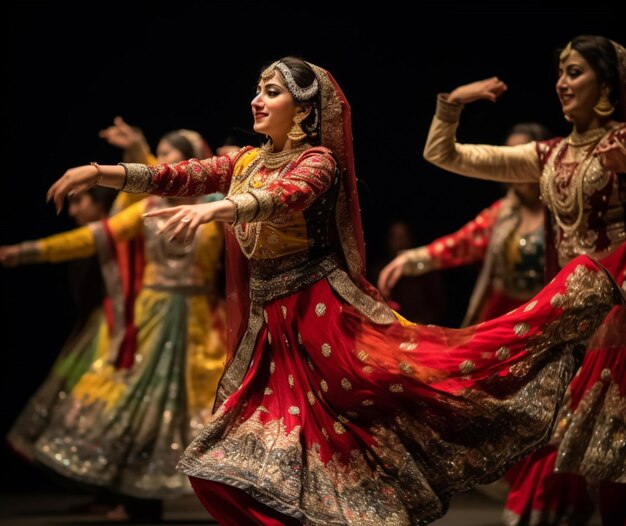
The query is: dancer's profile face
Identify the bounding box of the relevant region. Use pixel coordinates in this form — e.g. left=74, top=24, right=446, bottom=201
left=556, top=49, right=602, bottom=123
left=156, top=139, right=186, bottom=164
left=251, top=71, right=299, bottom=141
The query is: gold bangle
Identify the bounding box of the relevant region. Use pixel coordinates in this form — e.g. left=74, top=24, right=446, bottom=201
left=90, top=161, right=103, bottom=185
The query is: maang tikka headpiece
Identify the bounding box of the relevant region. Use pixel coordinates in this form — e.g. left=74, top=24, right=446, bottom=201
left=261, top=61, right=319, bottom=102
left=261, top=60, right=320, bottom=137
left=560, top=41, right=572, bottom=61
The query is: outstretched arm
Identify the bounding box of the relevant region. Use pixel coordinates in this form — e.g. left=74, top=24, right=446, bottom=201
left=423, top=77, right=542, bottom=183
left=378, top=200, right=501, bottom=297
left=47, top=151, right=241, bottom=215
left=143, top=148, right=337, bottom=243
left=0, top=200, right=146, bottom=266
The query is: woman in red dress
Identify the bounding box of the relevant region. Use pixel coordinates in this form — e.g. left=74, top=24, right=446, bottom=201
left=422, top=35, right=626, bottom=526
left=46, top=56, right=623, bottom=525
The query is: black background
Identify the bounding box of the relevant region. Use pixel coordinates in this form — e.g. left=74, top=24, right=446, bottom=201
left=1, top=2, right=622, bottom=490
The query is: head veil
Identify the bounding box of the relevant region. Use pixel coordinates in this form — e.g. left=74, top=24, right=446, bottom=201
left=222, top=60, right=382, bottom=373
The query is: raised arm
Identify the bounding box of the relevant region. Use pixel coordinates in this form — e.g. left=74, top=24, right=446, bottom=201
left=423, top=78, right=542, bottom=183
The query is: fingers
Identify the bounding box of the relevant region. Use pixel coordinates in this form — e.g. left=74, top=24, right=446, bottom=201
left=48, top=177, right=70, bottom=214
left=53, top=186, right=68, bottom=215
left=377, top=265, right=396, bottom=298
left=168, top=219, right=191, bottom=241
left=184, top=216, right=201, bottom=244
left=156, top=209, right=188, bottom=236
left=143, top=207, right=181, bottom=218
left=0, top=246, right=19, bottom=267
left=114, top=116, right=129, bottom=128
left=386, top=267, right=403, bottom=295
left=46, top=180, right=59, bottom=203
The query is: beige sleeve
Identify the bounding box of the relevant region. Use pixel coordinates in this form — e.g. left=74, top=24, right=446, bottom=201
left=423, top=95, right=542, bottom=183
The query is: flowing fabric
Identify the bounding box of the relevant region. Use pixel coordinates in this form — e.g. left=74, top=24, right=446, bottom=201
left=9, top=197, right=227, bottom=499
left=6, top=191, right=143, bottom=461
left=121, top=62, right=617, bottom=525
left=419, top=39, right=626, bottom=526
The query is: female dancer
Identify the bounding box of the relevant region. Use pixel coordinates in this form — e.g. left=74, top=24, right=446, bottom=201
left=2, top=127, right=226, bottom=522
left=46, top=56, right=622, bottom=525
left=422, top=34, right=626, bottom=526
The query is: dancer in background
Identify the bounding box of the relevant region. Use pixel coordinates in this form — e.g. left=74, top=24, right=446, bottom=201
left=422, top=34, right=626, bottom=526
left=2, top=126, right=227, bottom=523
left=46, top=56, right=621, bottom=525
left=6, top=186, right=118, bottom=461
left=379, top=122, right=551, bottom=327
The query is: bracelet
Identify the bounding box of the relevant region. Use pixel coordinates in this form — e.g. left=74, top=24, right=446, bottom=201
left=90, top=161, right=103, bottom=186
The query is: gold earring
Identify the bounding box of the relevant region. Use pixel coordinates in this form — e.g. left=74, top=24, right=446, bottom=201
left=287, top=114, right=307, bottom=142
left=594, top=94, right=615, bottom=117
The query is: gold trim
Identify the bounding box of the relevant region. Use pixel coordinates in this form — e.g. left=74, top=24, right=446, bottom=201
left=435, top=94, right=464, bottom=123
left=326, top=268, right=396, bottom=324
left=214, top=302, right=265, bottom=409
left=119, top=163, right=151, bottom=194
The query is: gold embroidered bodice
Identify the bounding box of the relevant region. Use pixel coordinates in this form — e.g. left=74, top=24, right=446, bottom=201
left=226, top=147, right=339, bottom=277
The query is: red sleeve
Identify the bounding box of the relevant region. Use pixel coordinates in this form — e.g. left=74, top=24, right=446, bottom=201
left=425, top=199, right=503, bottom=268
left=535, top=137, right=562, bottom=169
left=264, top=148, right=336, bottom=217
left=229, top=147, right=337, bottom=224
left=143, top=150, right=248, bottom=196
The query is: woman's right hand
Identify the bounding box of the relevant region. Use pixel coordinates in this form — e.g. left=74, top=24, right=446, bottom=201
left=99, top=116, right=143, bottom=150
left=46, top=165, right=99, bottom=214
left=0, top=245, right=20, bottom=267
left=448, top=77, right=508, bottom=104
left=377, top=253, right=409, bottom=299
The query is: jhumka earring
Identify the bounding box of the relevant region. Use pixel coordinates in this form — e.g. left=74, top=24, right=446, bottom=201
left=287, top=114, right=307, bottom=142
left=594, top=93, right=615, bottom=117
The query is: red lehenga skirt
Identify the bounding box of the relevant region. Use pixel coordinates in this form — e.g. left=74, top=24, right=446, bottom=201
left=177, top=253, right=619, bottom=526
left=504, top=244, right=626, bottom=526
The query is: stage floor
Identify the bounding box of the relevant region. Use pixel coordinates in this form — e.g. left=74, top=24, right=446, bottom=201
left=0, top=488, right=603, bottom=525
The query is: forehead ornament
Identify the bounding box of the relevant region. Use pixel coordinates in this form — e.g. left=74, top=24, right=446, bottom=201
left=560, top=42, right=572, bottom=61
left=260, top=61, right=319, bottom=102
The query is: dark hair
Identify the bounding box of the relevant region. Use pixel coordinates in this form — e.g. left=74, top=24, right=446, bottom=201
left=87, top=186, right=118, bottom=214
left=261, top=56, right=321, bottom=145
left=507, top=122, right=552, bottom=142
left=561, top=35, right=620, bottom=109
left=160, top=130, right=196, bottom=160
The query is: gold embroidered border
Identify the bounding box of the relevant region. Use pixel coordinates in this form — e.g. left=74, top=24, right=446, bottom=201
left=214, top=303, right=265, bottom=409
left=326, top=268, right=396, bottom=324
left=119, top=162, right=151, bottom=194
left=249, top=255, right=340, bottom=303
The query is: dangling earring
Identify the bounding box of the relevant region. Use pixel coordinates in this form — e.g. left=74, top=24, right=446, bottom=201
left=287, top=114, right=307, bottom=142
left=594, top=93, right=615, bottom=117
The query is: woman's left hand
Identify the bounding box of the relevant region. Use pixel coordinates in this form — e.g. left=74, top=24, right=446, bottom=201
left=143, top=199, right=235, bottom=243
left=594, top=130, right=626, bottom=173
